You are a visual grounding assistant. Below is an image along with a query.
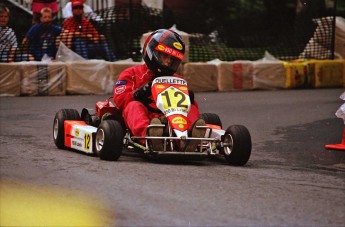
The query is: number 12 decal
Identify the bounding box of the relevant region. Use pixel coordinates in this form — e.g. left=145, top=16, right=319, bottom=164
left=84, top=133, right=90, bottom=150
left=161, top=90, right=188, bottom=109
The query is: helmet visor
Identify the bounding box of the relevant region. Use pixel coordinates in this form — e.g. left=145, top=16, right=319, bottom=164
left=155, top=43, right=184, bottom=73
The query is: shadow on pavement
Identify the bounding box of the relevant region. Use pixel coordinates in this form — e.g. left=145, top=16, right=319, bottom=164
left=258, top=118, right=345, bottom=171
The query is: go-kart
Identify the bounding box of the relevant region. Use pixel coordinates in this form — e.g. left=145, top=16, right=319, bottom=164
left=53, top=76, right=252, bottom=165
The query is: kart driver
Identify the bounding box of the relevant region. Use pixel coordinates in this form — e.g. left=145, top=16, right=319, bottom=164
left=113, top=29, right=206, bottom=151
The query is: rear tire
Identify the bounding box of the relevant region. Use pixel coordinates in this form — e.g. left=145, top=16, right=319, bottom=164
left=53, top=109, right=80, bottom=149
left=222, top=125, right=251, bottom=166
left=200, top=113, right=222, bottom=128
left=95, top=120, right=123, bottom=161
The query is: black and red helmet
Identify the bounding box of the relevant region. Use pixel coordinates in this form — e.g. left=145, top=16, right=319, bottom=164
left=143, top=29, right=185, bottom=76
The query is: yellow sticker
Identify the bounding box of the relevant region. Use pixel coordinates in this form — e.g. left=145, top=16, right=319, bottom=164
left=173, top=42, right=183, bottom=50
left=172, top=117, right=187, bottom=125
left=75, top=129, right=80, bottom=137
left=84, top=133, right=90, bottom=150
left=157, top=85, right=165, bottom=89
left=157, top=44, right=165, bottom=51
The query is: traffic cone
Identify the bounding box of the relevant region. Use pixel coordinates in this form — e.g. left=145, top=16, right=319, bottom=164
left=325, top=128, right=345, bottom=151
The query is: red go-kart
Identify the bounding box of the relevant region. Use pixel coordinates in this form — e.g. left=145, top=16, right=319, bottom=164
left=53, top=76, right=252, bottom=165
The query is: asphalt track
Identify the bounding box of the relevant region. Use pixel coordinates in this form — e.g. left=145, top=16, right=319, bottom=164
left=1, top=88, right=345, bottom=226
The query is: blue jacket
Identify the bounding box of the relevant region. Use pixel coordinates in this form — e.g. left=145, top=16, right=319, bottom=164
left=26, top=23, right=62, bottom=61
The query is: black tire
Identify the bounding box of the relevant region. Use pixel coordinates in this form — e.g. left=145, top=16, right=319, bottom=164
left=53, top=109, right=80, bottom=149
left=81, top=108, right=100, bottom=127
left=222, top=125, right=251, bottom=166
left=95, top=120, right=123, bottom=161
left=200, top=113, right=222, bottom=128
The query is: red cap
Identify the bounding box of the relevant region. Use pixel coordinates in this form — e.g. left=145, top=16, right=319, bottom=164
left=72, top=1, right=83, bottom=8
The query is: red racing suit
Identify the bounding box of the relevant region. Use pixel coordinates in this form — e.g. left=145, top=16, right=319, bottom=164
left=113, top=63, right=200, bottom=137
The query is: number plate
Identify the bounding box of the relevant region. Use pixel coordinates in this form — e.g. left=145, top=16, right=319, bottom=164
left=152, top=76, right=191, bottom=135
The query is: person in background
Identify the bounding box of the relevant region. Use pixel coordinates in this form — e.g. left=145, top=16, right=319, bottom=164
left=30, top=0, right=58, bottom=24
left=62, top=0, right=93, bottom=19
left=22, top=7, right=62, bottom=61
left=0, top=5, right=17, bottom=62
left=60, top=0, right=116, bottom=61
left=62, top=0, right=102, bottom=22
left=113, top=29, right=206, bottom=152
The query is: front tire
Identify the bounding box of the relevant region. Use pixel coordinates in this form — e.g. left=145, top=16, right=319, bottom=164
left=222, top=125, right=251, bottom=166
left=95, top=120, right=123, bottom=161
left=53, top=109, right=80, bottom=149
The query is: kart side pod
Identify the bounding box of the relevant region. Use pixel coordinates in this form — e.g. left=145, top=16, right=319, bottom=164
left=64, top=120, right=97, bottom=154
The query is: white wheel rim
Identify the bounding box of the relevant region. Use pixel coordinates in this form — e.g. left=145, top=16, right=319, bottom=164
left=53, top=119, right=59, bottom=140
left=96, top=129, right=105, bottom=151
left=223, top=134, right=233, bottom=155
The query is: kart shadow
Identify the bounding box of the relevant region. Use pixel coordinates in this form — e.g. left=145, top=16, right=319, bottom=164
left=61, top=146, right=242, bottom=167
left=62, top=147, right=97, bottom=158
left=122, top=150, right=231, bottom=166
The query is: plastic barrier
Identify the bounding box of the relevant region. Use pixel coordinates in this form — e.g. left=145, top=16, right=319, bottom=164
left=0, top=59, right=344, bottom=97
left=20, top=62, right=66, bottom=96
left=253, top=61, right=287, bottom=89
left=216, top=61, right=254, bottom=91
left=308, top=59, right=345, bottom=88
left=182, top=62, right=218, bottom=92
left=0, top=63, right=21, bottom=96
left=285, top=61, right=311, bottom=88
left=65, top=60, right=112, bottom=95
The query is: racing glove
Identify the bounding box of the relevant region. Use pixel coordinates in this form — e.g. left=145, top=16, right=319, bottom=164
left=134, top=82, right=153, bottom=105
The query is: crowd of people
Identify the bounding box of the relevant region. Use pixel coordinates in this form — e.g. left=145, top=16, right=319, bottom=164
left=0, top=0, right=116, bottom=63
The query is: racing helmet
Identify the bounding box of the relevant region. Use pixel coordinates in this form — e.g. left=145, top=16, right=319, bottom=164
left=143, top=29, right=185, bottom=76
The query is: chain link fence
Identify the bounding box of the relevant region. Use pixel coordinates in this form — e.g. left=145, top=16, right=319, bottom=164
left=1, top=0, right=343, bottom=62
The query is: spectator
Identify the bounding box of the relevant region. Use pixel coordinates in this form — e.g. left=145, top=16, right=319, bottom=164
left=62, top=0, right=93, bottom=19
left=30, top=0, right=58, bottom=24
left=62, top=0, right=102, bottom=22
left=60, top=0, right=116, bottom=61
left=0, top=5, right=17, bottom=62
left=22, top=7, right=62, bottom=61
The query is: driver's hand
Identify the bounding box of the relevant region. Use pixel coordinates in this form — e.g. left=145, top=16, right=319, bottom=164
left=188, top=89, right=195, bottom=104
left=134, top=82, right=153, bottom=105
